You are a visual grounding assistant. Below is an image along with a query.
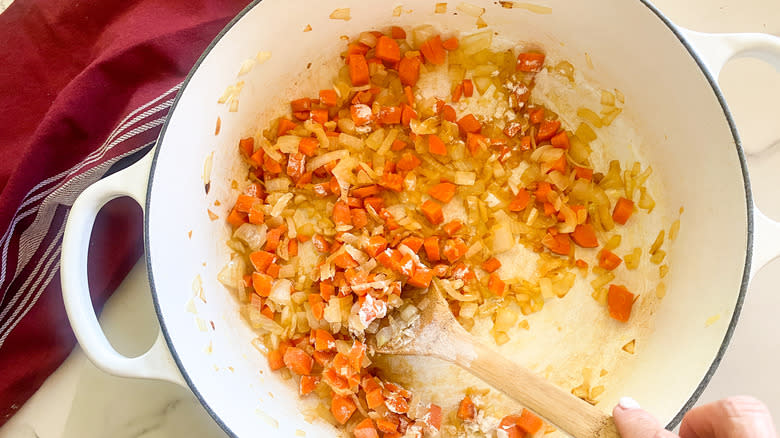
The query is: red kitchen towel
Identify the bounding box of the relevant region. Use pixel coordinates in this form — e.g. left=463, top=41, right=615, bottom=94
left=0, top=0, right=250, bottom=423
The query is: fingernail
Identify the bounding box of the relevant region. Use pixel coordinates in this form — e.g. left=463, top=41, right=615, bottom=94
left=619, top=396, right=641, bottom=410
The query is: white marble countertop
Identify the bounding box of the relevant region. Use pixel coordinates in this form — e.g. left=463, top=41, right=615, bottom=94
left=1, top=1, right=779, bottom=437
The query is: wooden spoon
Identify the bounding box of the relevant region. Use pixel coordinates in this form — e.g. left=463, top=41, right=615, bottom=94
left=373, top=285, right=620, bottom=438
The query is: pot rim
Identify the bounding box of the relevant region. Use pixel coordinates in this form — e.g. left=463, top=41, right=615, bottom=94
left=144, top=0, right=754, bottom=435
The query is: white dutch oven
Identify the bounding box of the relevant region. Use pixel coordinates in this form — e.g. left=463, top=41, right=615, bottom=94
left=61, top=0, right=780, bottom=436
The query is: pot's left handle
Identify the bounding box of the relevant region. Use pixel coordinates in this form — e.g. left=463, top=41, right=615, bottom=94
left=61, top=151, right=186, bottom=387
left=680, top=28, right=780, bottom=280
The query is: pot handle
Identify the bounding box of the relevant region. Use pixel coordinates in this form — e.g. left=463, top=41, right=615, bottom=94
left=61, top=150, right=186, bottom=386
left=681, top=28, right=780, bottom=279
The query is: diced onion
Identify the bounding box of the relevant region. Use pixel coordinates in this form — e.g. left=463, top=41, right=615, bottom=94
left=269, top=279, right=293, bottom=306
left=456, top=2, right=485, bottom=17
left=276, top=135, right=300, bottom=154
left=233, top=223, right=268, bottom=251
left=307, top=149, right=349, bottom=172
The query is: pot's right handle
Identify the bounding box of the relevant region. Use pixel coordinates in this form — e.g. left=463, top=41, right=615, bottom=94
left=681, top=28, right=780, bottom=280
left=61, top=150, right=186, bottom=386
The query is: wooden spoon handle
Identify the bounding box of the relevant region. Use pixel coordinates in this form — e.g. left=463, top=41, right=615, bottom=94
left=451, top=334, right=620, bottom=438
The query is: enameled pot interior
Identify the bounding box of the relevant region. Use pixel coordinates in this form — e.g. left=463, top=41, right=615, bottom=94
left=145, top=0, right=750, bottom=436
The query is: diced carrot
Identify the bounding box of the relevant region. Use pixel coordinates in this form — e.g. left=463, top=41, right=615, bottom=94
left=268, top=348, right=285, bottom=371
left=331, top=395, right=357, bottom=424
left=575, top=259, right=588, bottom=269
left=252, top=272, right=273, bottom=297
left=334, top=252, right=358, bottom=269
left=516, top=52, right=546, bottom=72
left=353, top=418, right=379, bottom=438
left=239, top=137, right=254, bottom=157
left=351, top=208, right=369, bottom=229
left=612, top=197, right=634, bottom=225
left=347, top=42, right=370, bottom=56
left=227, top=208, right=247, bottom=228
left=482, top=257, right=501, bottom=273
left=575, top=166, right=594, bottom=181
left=351, top=185, right=380, bottom=198
left=291, top=98, right=311, bottom=112
left=423, top=236, right=441, bottom=262
left=400, top=104, right=418, bottom=127
left=535, top=182, right=552, bottom=202
left=263, top=155, right=282, bottom=174
left=398, top=56, right=421, bottom=86
left=543, top=202, right=557, bottom=217
left=375, top=36, right=401, bottom=62
left=247, top=202, right=265, bottom=225
left=364, top=197, right=384, bottom=212
left=550, top=131, right=570, bottom=149
left=508, top=188, right=531, bottom=212
left=404, top=85, right=415, bottom=105
left=419, top=35, right=446, bottom=65
left=265, top=227, right=284, bottom=252
left=312, top=329, right=334, bottom=352
left=277, top=118, right=297, bottom=137
left=462, top=79, right=474, bottom=97
left=488, top=273, right=505, bottom=296
left=249, top=250, right=275, bottom=272
left=283, top=347, right=313, bottom=375
left=351, top=103, right=374, bottom=125
left=432, top=264, right=449, bottom=277
left=390, top=25, right=406, bottom=39
left=517, top=409, right=544, bottom=434
left=421, top=200, right=443, bottom=225
left=397, top=152, right=422, bottom=171
left=391, top=139, right=407, bottom=151
left=234, top=194, right=257, bottom=213
left=466, top=132, right=486, bottom=156
left=329, top=176, right=341, bottom=195
left=457, top=114, right=482, bottom=134
left=498, top=415, right=525, bottom=438
left=520, top=135, right=532, bottom=150
left=547, top=153, right=567, bottom=174
left=428, top=134, right=447, bottom=156
left=607, top=284, right=634, bottom=322
left=503, top=122, right=523, bottom=138
left=443, top=219, right=462, bottom=236
left=572, top=223, right=599, bottom=248
left=598, top=249, right=623, bottom=271
left=287, top=152, right=306, bottom=180
left=319, top=89, right=339, bottom=107
left=365, top=235, right=388, bottom=258
left=266, top=263, right=280, bottom=279
left=298, top=137, right=319, bottom=157
left=366, top=388, right=385, bottom=409
left=441, top=104, right=456, bottom=122
left=380, top=172, right=404, bottom=192
left=299, top=375, right=319, bottom=396
left=427, top=404, right=443, bottom=430
left=311, top=108, right=328, bottom=125
left=378, top=106, right=402, bottom=124
left=333, top=201, right=352, bottom=226
left=529, top=107, right=545, bottom=124
left=536, top=119, right=561, bottom=142
left=309, top=294, right=325, bottom=320
left=400, top=236, right=424, bottom=253
left=428, top=182, right=456, bottom=203
left=542, top=232, right=571, bottom=255
left=348, top=341, right=366, bottom=371
left=443, top=238, right=467, bottom=263
left=442, top=36, right=459, bottom=51
left=407, top=265, right=433, bottom=288
left=313, top=234, right=330, bottom=253
left=348, top=54, right=370, bottom=86
left=293, top=110, right=310, bottom=121
left=452, top=83, right=463, bottom=102
left=458, top=396, right=477, bottom=420
left=376, top=417, right=398, bottom=433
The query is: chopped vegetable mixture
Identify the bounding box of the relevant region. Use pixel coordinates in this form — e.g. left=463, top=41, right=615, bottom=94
left=219, top=25, right=663, bottom=437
